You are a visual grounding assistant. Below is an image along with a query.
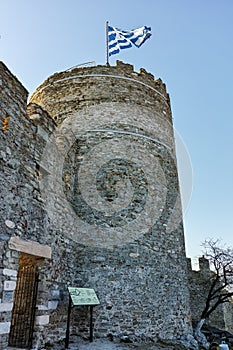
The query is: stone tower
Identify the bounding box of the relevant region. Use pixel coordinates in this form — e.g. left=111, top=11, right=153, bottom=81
left=0, top=60, right=193, bottom=348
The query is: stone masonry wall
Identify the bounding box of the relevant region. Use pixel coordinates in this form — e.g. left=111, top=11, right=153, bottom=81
left=0, top=60, right=194, bottom=349
left=0, top=61, right=30, bottom=348
left=187, top=256, right=233, bottom=332
left=223, top=300, right=233, bottom=333
left=30, top=61, right=193, bottom=343
left=0, top=62, right=61, bottom=348
left=30, top=60, right=171, bottom=126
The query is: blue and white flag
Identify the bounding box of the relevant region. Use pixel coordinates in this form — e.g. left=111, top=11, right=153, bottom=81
left=108, top=25, right=152, bottom=57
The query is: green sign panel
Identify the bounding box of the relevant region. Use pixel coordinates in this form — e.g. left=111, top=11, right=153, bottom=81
left=68, top=287, right=100, bottom=306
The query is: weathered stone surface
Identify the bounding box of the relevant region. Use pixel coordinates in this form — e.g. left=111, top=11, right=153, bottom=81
left=2, top=291, right=14, bottom=303
left=0, top=60, right=198, bottom=350
left=8, top=236, right=51, bottom=258
left=3, top=281, right=16, bottom=291
left=35, top=315, right=50, bottom=326
left=187, top=257, right=233, bottom=333
left=0, top=322, right=10, bottom=335
left=2, top=269, right=17, bottom=277
left=0, top=302, right=13, bottom=312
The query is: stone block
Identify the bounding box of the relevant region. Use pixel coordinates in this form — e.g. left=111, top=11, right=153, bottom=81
left=8, top=236, right=51, bottom=258
left=37, top=125, right=49, bottom=140
left=4, top=280, right=16, bottom=291
left=0, top=321, right=10, bottom=335
left=51, top=289, right=60, bottom=299
left=0, top=302, right=13, bottom=312
left=3, top=268, right=17, bottom=277
left=2, top=291, right=14, bottom=303
left=0, top=233, right=10, bottom=241
left=36, top=304, right=48, bottom=311
left=35, top=315, right=50, bottom=325
left=48, top=300, right=58, bottom=310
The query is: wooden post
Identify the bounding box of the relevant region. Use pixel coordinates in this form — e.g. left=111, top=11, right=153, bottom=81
left=90, top=305, right=94, bottom=342
left=65, top=295, right=72, bottom=349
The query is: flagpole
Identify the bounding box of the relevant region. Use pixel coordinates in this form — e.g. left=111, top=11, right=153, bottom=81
left=106, top=21, right=109, bottom=66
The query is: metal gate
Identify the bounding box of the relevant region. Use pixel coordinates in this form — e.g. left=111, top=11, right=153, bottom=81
left=8, top=264, right=39, bottom=348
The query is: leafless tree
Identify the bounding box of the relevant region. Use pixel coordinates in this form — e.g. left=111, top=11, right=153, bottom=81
left=195, top=239, right=233, bottom=347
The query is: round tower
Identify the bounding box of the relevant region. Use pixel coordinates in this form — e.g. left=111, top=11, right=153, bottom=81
left=30, top=61, right=192, bottom=342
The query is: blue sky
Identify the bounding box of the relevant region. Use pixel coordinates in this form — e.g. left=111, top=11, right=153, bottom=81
left=1, top=0, right=232, bottom=263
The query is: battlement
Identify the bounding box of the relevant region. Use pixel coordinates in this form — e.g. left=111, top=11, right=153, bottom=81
left=31, top=60, right=168, bottom=100
left=30, top=61, right=171, bottom=125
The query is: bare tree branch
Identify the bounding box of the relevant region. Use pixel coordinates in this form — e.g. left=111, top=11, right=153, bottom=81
left=195, top=239, right=233, bottom=342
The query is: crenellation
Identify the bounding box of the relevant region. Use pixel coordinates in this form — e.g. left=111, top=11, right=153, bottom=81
left=30, top=61, right=171, bottom=126
left=137, top=67, right=154, bottom=80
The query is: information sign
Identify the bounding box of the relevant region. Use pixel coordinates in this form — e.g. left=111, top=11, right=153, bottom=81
left=65, top=287, right=100, bottom=348
left=68, top=287, right=100, bottom=306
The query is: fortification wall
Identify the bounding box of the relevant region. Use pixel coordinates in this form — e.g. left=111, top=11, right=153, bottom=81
left=187, top=257, right=233, bottom=332
left=0, top=61, right=193, bottom=349
left=0, top=62, right=60, bottom=349
left=223, top=300, right=233, bottom=333
left=0, top=61, right=30, bottom=348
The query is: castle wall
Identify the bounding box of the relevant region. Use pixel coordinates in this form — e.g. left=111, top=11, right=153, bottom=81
left=223, top=300, right=233, bottom=333
left=0, top=61, right=194, bottom=348
left=0, top=62, right=60, bottom=348
left=0, top=61, right=30, bottom=348
left=187, top=257, right=233, bottom=332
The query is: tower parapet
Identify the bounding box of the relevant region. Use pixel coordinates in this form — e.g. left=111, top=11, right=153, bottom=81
left=30, top=60, right=171, bottom=125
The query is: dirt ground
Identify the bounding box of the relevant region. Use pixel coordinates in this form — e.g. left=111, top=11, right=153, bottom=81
left=50, top=337, right=184, bottom=350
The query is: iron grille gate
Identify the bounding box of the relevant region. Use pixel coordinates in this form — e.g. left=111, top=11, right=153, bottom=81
left=8, top=265, right=39, bottom=348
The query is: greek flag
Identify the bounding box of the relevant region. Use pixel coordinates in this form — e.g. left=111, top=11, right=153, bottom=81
left=108, top=25, right=152, bottom=57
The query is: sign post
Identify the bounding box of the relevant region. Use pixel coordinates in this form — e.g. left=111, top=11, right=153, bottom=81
left=90, top=305, right=94, bottom=342
left=65, top=295, right=72, bottom=349
left=65, top=287, right=100, bottom=348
